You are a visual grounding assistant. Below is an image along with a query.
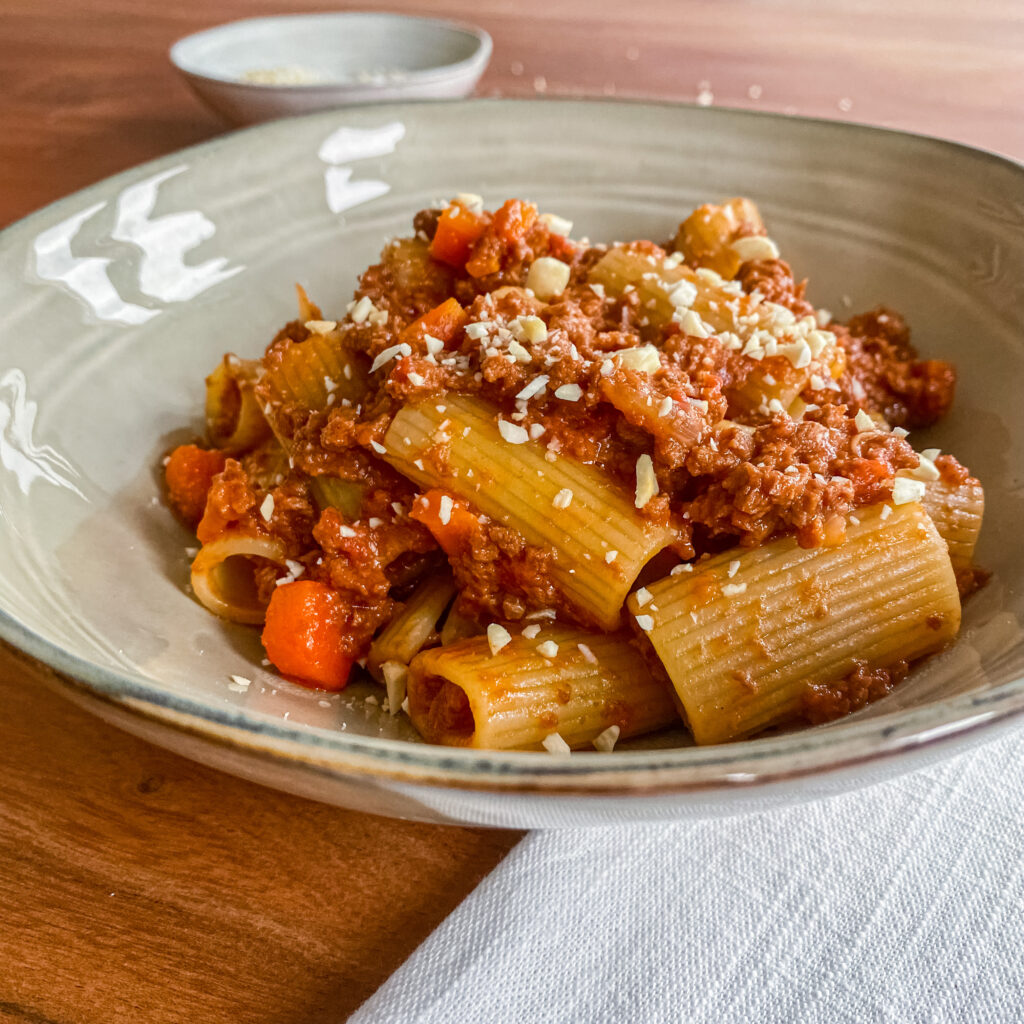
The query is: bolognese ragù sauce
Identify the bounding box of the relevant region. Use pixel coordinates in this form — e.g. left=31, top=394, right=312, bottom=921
left=164, top=194, right=983, bottom=743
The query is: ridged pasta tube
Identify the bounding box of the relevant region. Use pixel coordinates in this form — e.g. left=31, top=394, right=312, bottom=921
left=190, top=533, right=288, bottom=624
left=205, top=355, right=272, bottom=454
left=382, top=394, right=674, bottom=630
left=629, top=502, right=961, bottom=744
left=367, top=572, right=456, bottom=679
left=407, top=625, right=679, bottom=749
left=922, top=476, right=984, bottom=570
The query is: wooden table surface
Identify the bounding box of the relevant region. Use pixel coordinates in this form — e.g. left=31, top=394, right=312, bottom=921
left=2, top=2, right=1023, bottom=1021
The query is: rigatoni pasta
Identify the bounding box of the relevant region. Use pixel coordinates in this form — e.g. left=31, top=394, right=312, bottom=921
left=629, top=503, right=960, bottom=745
left=163, top=193, right=984, bottom=751
left=407, top=625, right=678, bottom=750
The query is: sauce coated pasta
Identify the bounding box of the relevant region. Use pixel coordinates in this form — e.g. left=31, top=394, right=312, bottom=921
left=164, top=195, right=984, bottom=750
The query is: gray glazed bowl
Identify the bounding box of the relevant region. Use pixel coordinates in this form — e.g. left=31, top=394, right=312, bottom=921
left=170, top=13, right=492, bottom=124
left=2, top=100, right=1023, bottom=827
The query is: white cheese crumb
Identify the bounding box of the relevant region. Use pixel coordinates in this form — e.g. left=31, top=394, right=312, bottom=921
left=438, top=494, right=454, bottom=525
left=722, top=582, right=748, bottom=597
left=600, top=358, right=615, bottom=377
left=670, top=563, right=694, bottom=575
left=577, top=643, right=598, bottom=665
left=350, top=296, right=377, bottom=324
left=542, top=732, right=571, bottom=756
left=634, top=587, right=653, bottom=607
left=667, top=279, right=698, bottom=308
left=454, top=191, right=484, bottom=213
left=554, top=383, right=582, bottom=402
left=336, top=524, right=357, bottom=538
left=370, top=440, right=386, bottom=454
left=635, top=614, right=655, bottom=632
left=593, top=724, right=620, bottom=753
left=658, top=396, right=674, bottom=417
left=892, top=426, right=910, bottom=439
left=305, top=319, right=337, bottom=334
left=529, top=423, right=546, bottom=440
left=537, top=640, right=559, bottom=658
left=727, top=559, right=741, bottom=578
left=679, top=309, right=709, bottom=338
left=892, top=477, right=926, bottom=505
left=618, top=345, right=661, bottom=374
left=498, top=418, right=530, bottom=444
left=259, top=494, right=274, bottom=521
left=370, top=342, right=412, bottom=372
left=605, top=549, right=619, bottom=564
left=381, top=661, right=408, bottom=716
left=517, top=315, right=548, bottom=343
left=905, top=454, right=940, bottom=482
left=522, top=624, right=541, bottom=639
left=526, top=257, right=571, bottom=301
left=553, top=488, right=574, bottom=509
left=635, top=454, right=658, bottom=509
left=881, top=504, right=893, bottom=520
left=516, top=375, right=549, bottom=401
left=809, top=373, right=827, bottom=391
left=407, top=371, right=426, bottom=387
left=424, top=334, right=445, bottom=356
left=854, top=409, right=876, bottom=432
left=539, top=211, right=573, bottom=236
left=487, top=623, right=512, bottom=656
left=729, top=235, right=780, bottom=262
left=228, top=674, right=251, bottom=690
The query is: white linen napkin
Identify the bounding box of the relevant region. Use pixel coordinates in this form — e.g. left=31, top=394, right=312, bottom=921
left=351, top=730, right=1024, bottom=1023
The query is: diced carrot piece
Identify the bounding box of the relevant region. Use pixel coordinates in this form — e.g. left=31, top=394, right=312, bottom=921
left=429, top=202, right=488, bottom=268
left=492, top=199, right=538, bottom=245
left=399, top=297, right=468, bottom=348
left=465, top=199, right=537, bottom=278
left=409, top=488, right=481, bottom=558
left=164, top=444, right=227, bottom=528
left=261, top=580, right=354, bottom=691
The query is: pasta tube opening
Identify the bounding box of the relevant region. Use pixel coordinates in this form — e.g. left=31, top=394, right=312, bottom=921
left=190, top=534, right=288, bottom=624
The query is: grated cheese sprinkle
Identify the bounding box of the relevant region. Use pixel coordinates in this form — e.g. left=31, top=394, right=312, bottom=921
left=722, top=582, right=748, bottom=597
left=892, top=477, right=926, bottom=505
left=593, top=724, right=620, bottom=753
left=634, top=454, right=658, bottom=508
left=619, top=345, right=661, bottom=373
left=438, top=494, right=454, bottom=525
left=554, top=383, right=583, bottom=402
left=553, top=488, right=574, bottom=509
left=487, top=623, right=512, bottom=656
left=635, top=614, right=655, bottom=632
left=370, top=342, right=412, bottom=372
left=542, top=732, right=571, bottom=756
left=605, top=549, right=618, bottom=564
left=522, top=624, right=541, bottom=639
left=634, top=587, right=653, bottom=607
left=537, top=640, right=559, bottom=658
left=259, top=494, right=274, bottom=521
left=498, top=418, right=529, bottom=444
left=854, top=409, right=875, bottom=432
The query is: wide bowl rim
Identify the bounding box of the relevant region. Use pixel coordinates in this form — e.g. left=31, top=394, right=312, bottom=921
left=168, top=12, right=494, bottom=91
left=3, top=96, right=1024, bottom=795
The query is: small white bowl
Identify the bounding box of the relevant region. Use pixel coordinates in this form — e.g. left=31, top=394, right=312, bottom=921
left=170, top=12, right=492, bottom=125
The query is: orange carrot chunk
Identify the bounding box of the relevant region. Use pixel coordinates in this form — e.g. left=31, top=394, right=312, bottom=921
left=429, top=202, right=488, bottom=268
left=399, top=297, right=469, bottom=348
left=465, top=199, right=538, bottom=278
left=261, top=580, right=354, bottom=691
left=409, top=488, right=481, bottom=558
left=164, top=444, right=227, bottom=528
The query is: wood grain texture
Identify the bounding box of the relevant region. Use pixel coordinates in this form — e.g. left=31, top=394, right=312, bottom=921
left=0, top=654, right=518, bottom=1023
left=2, top=1, right=1023, bottom=1021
